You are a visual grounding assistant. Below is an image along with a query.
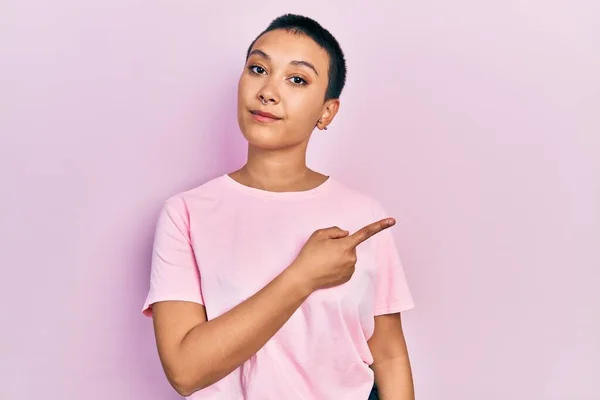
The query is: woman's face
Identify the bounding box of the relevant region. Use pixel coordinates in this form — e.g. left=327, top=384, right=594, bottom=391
left=237, top=29, right=339, bottom=151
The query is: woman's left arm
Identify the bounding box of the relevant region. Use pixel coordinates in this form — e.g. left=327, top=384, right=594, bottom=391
left=368, top=313, right=415, bottom=400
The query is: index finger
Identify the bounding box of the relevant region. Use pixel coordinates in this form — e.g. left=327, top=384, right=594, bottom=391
left=345, top=218, right=395, bottom=248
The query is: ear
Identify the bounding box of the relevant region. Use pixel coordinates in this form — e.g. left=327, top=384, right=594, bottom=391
left=317, top=98, right=340, bottom=130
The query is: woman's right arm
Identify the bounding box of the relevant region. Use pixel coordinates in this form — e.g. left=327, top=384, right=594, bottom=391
left=152, top=220, right=393, bottom=397
left=152, top=265, right=312, bottom=397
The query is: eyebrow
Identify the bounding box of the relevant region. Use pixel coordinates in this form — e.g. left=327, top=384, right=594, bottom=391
left=248, top=49, right=320, bottom=77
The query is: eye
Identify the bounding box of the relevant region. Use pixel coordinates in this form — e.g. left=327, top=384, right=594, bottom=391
left=289, top=76, right=307, bottom=86
left=249, top=65, right=266, bottom=75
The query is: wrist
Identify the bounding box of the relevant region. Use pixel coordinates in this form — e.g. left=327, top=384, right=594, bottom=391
left=283, top=262, right=314, bottom=299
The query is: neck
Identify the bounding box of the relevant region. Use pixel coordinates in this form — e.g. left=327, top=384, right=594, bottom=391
left=230, top=144, right=326, bottom=192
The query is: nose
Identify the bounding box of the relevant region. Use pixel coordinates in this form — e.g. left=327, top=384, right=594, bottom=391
left=257, top=82, right=279, bottom=105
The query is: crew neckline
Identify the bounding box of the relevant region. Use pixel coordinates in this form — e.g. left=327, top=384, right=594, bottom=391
left=221, top=173, right=334, bottom=200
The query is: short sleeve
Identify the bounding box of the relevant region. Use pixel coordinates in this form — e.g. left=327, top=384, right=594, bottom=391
left=372, top=205, right=415, bottom=316
left=142, top=197, right=204, bottom=317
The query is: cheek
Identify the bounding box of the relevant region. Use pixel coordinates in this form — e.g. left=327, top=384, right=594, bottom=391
left=238, top=75, right=258, bottom=102
left=285, top=93, right=320, bottom=126
left=283, top=87, right=307, bottom=107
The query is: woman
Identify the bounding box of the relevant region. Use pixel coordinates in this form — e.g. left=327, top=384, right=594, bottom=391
left=143, top=14, right=415, bottom=399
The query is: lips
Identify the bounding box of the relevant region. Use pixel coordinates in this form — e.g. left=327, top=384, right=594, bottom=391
left=249, top=110, right=282, bottom=122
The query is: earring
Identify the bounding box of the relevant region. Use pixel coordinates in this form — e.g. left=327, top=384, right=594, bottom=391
left=318, top=120, right=328, bottom=130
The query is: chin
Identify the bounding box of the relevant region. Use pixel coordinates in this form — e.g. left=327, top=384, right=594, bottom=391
left=241, top=126, right=289, bottom=150
left=237, top=117, right=287, bottom=149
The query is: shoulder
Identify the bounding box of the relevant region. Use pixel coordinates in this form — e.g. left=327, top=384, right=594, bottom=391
left=161, top=174, right=230, bottom=216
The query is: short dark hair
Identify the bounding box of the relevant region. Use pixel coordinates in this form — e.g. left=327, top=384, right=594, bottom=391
left=246, top=14, right=347, bottom=101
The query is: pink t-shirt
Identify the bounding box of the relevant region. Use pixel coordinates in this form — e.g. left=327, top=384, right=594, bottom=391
left=142, top=174, right=414, bottom=399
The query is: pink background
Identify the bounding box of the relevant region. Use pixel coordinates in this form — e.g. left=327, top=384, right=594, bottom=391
left=1, top=1, right=599, bottom=399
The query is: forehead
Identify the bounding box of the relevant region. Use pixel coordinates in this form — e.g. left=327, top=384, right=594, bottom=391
left=250, top=29, right=330, bottom=71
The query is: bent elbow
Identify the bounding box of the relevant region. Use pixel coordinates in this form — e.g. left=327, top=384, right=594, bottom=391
left=173, top=384, right=193, bottom=398
left=168, top=368, right=212, bottom=397
left=170, top=375, right=197, bottom=397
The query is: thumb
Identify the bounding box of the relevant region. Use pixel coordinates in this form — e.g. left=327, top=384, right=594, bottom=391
left=319, top=226, right=350, bottom=239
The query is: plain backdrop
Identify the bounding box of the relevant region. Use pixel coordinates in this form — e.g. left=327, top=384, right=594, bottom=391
left=1, top=1, right=599, bottom=399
